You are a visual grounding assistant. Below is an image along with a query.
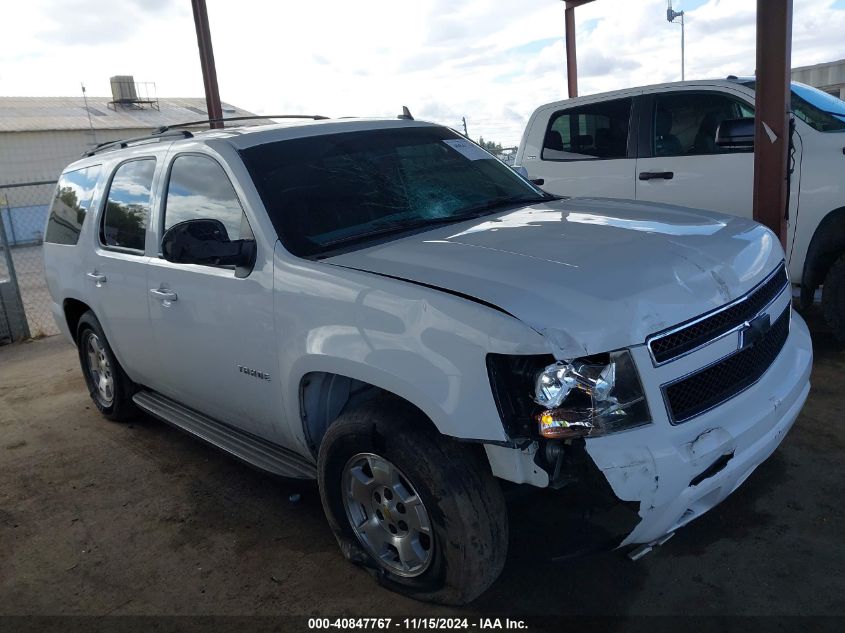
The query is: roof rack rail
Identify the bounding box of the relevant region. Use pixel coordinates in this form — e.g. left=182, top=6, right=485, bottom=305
left=82, top=129, right=194, bottom=157
left=154, top=114, right=330, bottom=134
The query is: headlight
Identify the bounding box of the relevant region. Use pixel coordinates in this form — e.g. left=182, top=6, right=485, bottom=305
left=533, top=350, right=650, bottom=439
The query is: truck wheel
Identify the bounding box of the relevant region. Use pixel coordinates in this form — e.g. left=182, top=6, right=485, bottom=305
left=823, top=254, right=845, bottom=342
left=317, top=396, right=508, bottom=605
left=76, top=311, right=138, bottom=422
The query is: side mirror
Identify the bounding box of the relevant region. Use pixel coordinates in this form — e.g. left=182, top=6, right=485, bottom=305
left=716, top=117, right=755, bottom=149
left=162, top=218, right=256, bottom=272
left=513, top=165, right=529, bottom=179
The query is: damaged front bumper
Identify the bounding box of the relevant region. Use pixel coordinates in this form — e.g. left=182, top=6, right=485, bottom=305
left=483, top=304, right=812, bottom=551
left=585, top=309, right=812, bottom=546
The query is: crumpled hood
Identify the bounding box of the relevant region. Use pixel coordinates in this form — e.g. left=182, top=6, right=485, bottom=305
left=325, top=198, right=784, bottom=357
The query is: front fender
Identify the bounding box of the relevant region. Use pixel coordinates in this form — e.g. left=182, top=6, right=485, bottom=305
left=273, top=244, right=549, bottom=453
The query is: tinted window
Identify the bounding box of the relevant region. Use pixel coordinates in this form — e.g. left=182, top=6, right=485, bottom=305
left=542, top=98, right=632, bottom=160
left=164, top=154, right=245, bottom=241
left=742, top=80, right=845, bottom=133
left=790, top=83, right=845, bottom=132
left=653, top=92, right=754, bottom=156
left=240, top=126, right=547, bottom=258
left=101, top=159, right=155, bottom=251
left=44, top=165, right=101, bottom=245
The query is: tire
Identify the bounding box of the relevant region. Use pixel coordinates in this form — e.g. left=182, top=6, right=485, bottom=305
left=317, top=396, right=508, bottom=605
left=822, top=254, right=845, bottom=342
left=76, top=311, right=138, bottom=422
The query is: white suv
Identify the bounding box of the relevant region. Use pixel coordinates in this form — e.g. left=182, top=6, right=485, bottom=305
left=516, top=78, right=845, bottom=339
left=44, top=117, right=812, bottom=604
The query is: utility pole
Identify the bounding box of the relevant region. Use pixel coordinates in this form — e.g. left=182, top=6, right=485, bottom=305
left=80, top=83, right=97, bottom=146
left=462, top=117, right=468, bottom=137
left=666, top=1, right=685, bottom=81
left=191, top=0, right=224, bottom=129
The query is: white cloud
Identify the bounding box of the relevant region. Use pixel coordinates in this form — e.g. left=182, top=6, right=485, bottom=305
left=1, top=0, right=844, bottom=146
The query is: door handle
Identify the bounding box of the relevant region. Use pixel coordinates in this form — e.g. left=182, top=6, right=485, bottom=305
left=531, top=178, right=545, bottom=185
left=86, top=272, right=107, bottom=287
left=639, top=171, right=674, bottom=181
left=149, top=288, right=178, bottom=306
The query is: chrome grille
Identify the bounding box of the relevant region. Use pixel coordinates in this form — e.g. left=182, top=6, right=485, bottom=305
left=647, top=264, right=788, bottom=365
left=662, top=305, right=790, bottom=424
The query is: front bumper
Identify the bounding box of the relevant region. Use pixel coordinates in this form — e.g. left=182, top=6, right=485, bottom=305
left=585, top=309, right=812, bottom=546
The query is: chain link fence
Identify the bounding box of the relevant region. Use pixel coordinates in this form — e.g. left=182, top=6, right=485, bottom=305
left=1, top=181, right=59, bottom=342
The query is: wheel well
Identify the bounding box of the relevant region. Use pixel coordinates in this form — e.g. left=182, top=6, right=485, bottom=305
left=801, top=206, right=845, bottom=307
left=63, top=298, right=90, bottom=344
left=299, top=372, right=437, bottom=456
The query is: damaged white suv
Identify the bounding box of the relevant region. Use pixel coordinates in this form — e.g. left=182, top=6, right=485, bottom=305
left=43, top=116, right=812, bottom=604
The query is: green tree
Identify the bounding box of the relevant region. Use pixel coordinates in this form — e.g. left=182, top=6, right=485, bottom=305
left=478, top=137, right=504, bottom=153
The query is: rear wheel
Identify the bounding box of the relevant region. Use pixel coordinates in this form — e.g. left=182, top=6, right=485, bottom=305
left=318, top=396, right=508, bottom=605
left=822, top=254, right=845, bottom=342
left=76, top=311, right=138, bottom=421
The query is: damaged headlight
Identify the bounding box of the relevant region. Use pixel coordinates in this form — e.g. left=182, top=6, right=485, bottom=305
left=533, top=350, right=650, bottom=439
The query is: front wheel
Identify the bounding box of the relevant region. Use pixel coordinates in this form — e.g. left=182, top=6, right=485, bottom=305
left=318, top=397, right=508, bottom=605
left=822, top=254, right=845, bottom=342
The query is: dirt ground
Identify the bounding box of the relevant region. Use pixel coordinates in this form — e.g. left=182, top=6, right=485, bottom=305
left=1, top=306, right=843, bottom=623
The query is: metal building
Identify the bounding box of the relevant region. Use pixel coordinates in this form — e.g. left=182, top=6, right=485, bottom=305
left=792, top=58, right=845, bottom=100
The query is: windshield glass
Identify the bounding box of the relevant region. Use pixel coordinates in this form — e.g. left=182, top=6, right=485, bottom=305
left=790, top=81, right=845, bottom=130
left=741, top=80, right=845, bottom=132
left=240, top=126, right=548, bottom=258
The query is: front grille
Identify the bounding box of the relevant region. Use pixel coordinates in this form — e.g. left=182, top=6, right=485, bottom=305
left=663, top=305, right=790, bottom=424
left=648, top=264, right=788, bottom=364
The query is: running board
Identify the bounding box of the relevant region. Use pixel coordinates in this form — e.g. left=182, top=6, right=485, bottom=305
left=132, top=390, right=316, bottom=479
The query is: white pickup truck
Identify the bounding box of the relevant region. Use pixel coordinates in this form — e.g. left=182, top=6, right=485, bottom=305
left=44, top=116, right=811, bottom=604
left=516, top=78, right=845, bottom=339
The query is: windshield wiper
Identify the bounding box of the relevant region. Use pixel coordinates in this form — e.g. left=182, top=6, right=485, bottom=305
left=318, top=195, right=550, bottom=251
left=318, top=215, right=465, bottom=248
left=454, top=194, right=551, bottom=216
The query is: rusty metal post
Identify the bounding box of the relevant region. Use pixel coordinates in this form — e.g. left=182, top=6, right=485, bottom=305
left=191, top=0, right=224, bottom=129
left=563, top=1, right=597, bottom=99
left=753, top=0, right=792, bottom=247
left=565, top=6, right=578, bottom=98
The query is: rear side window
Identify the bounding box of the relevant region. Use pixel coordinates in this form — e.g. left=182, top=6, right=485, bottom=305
left=101, top=159, right=156, bottom=252
left=542, top=98, right=632, bottom=161
left=164, top=154, right=246, bottom=241
left=44, top=165, right=101, bottom=245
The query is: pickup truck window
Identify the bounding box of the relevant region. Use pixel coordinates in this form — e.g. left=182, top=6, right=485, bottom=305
left=101, top=158, right=156, bottom=252
left=653, top=92, right=754, bottom=156
left=45, top=165, right=101, bottom=246
left=542, top=97, right=632, bottom=161
left=164, top=154, right=247, bottom=242
left=741, top=80, right=845, bottom=133
left=240, top=126, right=547, bottom=258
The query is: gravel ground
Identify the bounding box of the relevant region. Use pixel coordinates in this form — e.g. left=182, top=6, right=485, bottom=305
left=0, top=306, right=843, bottom=626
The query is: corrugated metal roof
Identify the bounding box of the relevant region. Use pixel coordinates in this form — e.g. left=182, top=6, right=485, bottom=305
left=0, top=96, right=258, bottom=132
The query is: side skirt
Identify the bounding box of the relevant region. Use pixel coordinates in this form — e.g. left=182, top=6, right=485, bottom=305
left=132, top=390, right=316, bottom=479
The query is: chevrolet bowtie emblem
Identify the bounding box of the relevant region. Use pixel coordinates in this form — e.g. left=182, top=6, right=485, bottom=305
left=739, top=313, right=771, bottom=351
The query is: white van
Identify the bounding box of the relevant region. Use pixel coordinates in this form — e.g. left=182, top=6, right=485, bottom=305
left=516, top=78, right=845, bottom=338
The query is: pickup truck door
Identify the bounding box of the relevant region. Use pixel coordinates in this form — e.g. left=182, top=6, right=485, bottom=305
left=145, top=152, right=283, bottom=441
left=523, top=95, right=638, bottom=199
left=634, top=90, right=755, bottom=218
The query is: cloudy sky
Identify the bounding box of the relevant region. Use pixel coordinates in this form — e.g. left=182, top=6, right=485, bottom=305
left=2, top=0, right=844, bottom=145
